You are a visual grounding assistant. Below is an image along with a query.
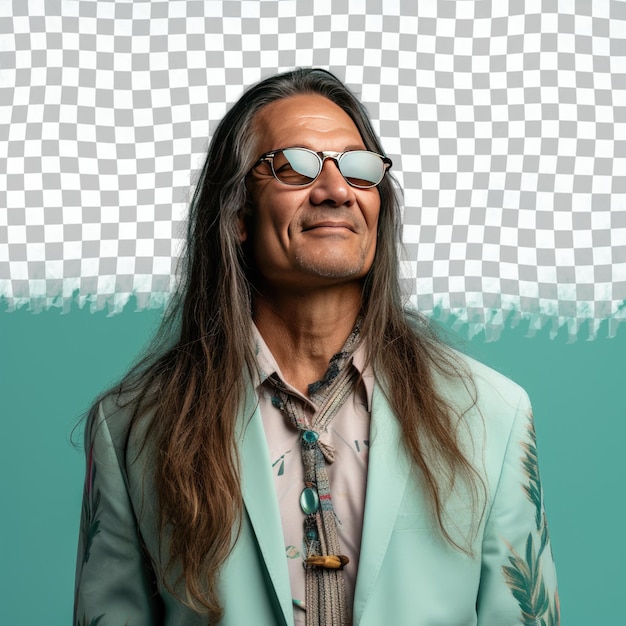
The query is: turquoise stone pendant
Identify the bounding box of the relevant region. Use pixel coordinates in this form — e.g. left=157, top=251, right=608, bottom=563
left=302, top=430, right=319, bottom=446
left=300, top=487, right=320, bottom=514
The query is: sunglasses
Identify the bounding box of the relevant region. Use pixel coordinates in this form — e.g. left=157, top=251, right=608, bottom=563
left=254, top=147, right=392, bottom=188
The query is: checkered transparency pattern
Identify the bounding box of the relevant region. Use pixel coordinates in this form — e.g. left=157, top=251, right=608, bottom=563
left=1, top=0, right=625, bottom=338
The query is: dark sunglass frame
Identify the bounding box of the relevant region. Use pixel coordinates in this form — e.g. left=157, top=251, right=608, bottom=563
left=253, top=147, right=392, bottom=188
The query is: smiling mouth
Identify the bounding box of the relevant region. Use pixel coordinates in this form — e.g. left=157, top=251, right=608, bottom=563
left=302, top=222, right=356, bottom=232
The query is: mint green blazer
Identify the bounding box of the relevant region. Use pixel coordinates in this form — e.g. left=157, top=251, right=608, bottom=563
left=75, top=353, right=559, bottom=625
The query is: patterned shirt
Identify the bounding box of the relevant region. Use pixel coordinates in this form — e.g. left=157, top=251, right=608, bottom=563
left=253, top=325, right=374, bottom=625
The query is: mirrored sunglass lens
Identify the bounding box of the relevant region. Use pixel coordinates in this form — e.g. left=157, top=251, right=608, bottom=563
left=339, top=151, right=384, bottom=187
left=274, top=149, right=321, bottom=184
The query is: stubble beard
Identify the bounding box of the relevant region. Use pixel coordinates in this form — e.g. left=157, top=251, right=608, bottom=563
left=293, top=247, right=370, bottom=280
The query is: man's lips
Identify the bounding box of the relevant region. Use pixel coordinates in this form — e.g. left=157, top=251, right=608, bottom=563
left=301, top=221, right=356, bottom=232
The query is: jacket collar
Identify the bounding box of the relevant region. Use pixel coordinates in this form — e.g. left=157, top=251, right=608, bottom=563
left=238, top=377, right=293, bottom=626
left=353, top=383, right=410, bottom=622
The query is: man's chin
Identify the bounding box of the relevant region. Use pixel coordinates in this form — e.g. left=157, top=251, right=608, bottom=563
left=292, top=259, right=369, bottom=282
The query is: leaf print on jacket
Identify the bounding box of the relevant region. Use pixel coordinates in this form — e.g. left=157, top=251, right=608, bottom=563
left=502, top=410, right=560, bottom=626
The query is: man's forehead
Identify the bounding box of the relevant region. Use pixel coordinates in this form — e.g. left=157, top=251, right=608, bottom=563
left=252, top=94, right=364, bottom=152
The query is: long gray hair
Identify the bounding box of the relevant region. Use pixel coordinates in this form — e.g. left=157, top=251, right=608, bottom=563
left=103, top=68, right=478, bottom=621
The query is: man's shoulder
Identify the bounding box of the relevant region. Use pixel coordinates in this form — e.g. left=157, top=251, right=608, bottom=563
left=87, top=386, right=153, bottom=452
left=453, top=348, right=526, bottom=397
left=433, top=346, right=530, bottom=420
left=402, top=312, right=527, bottom=411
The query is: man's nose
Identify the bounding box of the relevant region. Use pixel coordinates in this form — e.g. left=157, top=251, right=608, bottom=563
left=308, top=158, right=355, bottom=207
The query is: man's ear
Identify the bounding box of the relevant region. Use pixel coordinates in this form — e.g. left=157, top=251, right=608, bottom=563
left=237, top=211, right=248, bottom=243
left=238, top=198, right=254, bottom=243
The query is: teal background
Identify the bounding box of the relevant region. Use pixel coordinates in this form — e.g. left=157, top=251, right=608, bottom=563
left=1, top=304, right=624, bottom=624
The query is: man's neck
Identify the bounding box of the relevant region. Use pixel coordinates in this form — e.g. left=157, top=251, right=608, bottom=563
left=253, top=284, right=362, bottom=395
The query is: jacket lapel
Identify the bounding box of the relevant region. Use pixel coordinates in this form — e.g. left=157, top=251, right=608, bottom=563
left=353, top=384, right=411, bottom=623
left=238, top=383, right=293, bottom=626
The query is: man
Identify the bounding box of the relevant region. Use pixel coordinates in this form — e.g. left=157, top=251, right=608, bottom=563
left=75, top=68, right=559, bottom=625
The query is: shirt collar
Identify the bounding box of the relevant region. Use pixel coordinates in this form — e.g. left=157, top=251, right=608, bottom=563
left=252, top=322, right=375, bottom=412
